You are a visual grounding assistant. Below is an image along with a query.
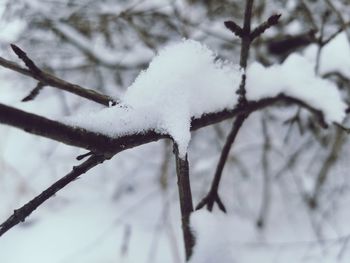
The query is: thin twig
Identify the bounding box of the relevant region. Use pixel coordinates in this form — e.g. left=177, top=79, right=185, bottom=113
left=11, top=44, right=43, bottom=75
left=21, top=82, right=45, bottom=102
left=308, top=127, right=345, bottom=209
left=250, top=14, right=281, bottom=40
left=224, top=20, right=243, bottom=38
left=324, top=0, right=350, bottom=42
left=0, top=45, right=116, bottom=106
left=196, top=114, right=247, bottom=212
left=198, top=0, right=283, bottom=213
left=0, top=154, right=106, bottom=237
left=198, top=0, right=253, bottom=212
left=239, top=0, right=254, bottom=70
left=256, top=116, right=271, bottom=228
left=315, top=11, right=330, bottom=74
left=76, top=151, right=94, bottom=160
left=300, top=0, right=318, bottom=30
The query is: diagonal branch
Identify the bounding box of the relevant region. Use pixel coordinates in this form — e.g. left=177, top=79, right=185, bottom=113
left=250, top=14, right=281, bottom=40
left=0, top=94, right=333, bottom=238
left=11, top=44, right=43, bottom=75
left=0, top=56, right=33, bottom=77
left=0, top=103, right=119, bottom=155
left=0, top=47, right=116, bottom=106
left=308, top=126, right=345, bottom=209
left=196, top=113, right=248, bottom=212
left=0, top=154, right=107, bottom=237
left=21, top=82, right=45, bottom=102
left=224, top=21, right=243, bottom=38
left=256, top=116, right=272, bottom=228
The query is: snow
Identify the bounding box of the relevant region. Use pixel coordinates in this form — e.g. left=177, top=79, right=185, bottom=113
left=0, top=19, right=25, bottom=43
left=123, top=40, right=240, bottom=156
left=246, top=53, right=347, bottom=124
left=65, top=39, right=347, bottom=158
left=65, top=40, right=241, bottom=157
left=189, top=210, right=236, bottom=263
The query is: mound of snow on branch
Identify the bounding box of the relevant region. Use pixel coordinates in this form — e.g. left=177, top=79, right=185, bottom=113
left=246, top=54, right=347, bottom=124
left=123, top=40, right=241, bottom=156
left=65, top=40, right=347, bottom=157
left=65, top=40, right=241, bottom=157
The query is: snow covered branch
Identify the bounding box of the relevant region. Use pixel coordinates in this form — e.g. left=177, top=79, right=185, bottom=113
left=0, top=92, right=334, bottom=159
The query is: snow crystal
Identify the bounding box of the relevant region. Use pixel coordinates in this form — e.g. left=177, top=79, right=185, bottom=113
left=65, top=40, right=347, bottom=157
left=246, top=54, right=347, bottom=124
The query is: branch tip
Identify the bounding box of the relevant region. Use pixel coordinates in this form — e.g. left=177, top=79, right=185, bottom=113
left=21, top=82, right=45, bottom=102
left=10, top=44, right=26, bottom=58
left=10, top=44, right=42, bottom=75
left=267, top=14, right=281, bottom=25
left=76, top=151, right=94, bottom=160
left=251, top=14, right=282, bottom=40
left=224, top=20, right=244, bottom=38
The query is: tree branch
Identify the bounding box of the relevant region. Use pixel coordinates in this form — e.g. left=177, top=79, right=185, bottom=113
left=198, top=0, right=255, bottom=213
left=0, top=94, right=328, bottom=156
left=173, top=144, right=195, bottom=260
left=199, top=1, right=283, bottom=214
left=0, top=92, right=329, bottom=237
left=250, top=14, right=281, bottom=40
left=0, top=46, right=116, bottom=106
left=308, top=126, right=345, bottom=209
left=256, top=116, right=271, bottom=228
left=196, top=113, right=248, bottom=212
left=224, top=21, right=243, bottom=38
left=0, top=154, right=106, bottom=237
left=0, top=103, right=119, bottom=155
left=21, top=82, right=45, bottom=102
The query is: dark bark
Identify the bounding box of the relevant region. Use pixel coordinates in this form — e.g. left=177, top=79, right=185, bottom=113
left=1, top=47, right=116, bottom=106
left=174, top=145, right=195, bottom=260
left=196, top=113, right=248, bottom=212
left=0, top=154, right=106, bottom=237
left=0, top=95, right=328, bottom=156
